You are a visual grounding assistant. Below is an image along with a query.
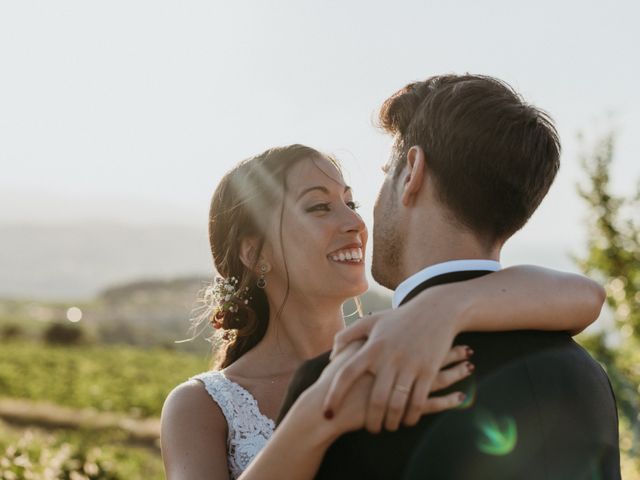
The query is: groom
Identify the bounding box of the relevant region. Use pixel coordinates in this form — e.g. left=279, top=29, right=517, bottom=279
left=277, top=74, right=620, bottom=479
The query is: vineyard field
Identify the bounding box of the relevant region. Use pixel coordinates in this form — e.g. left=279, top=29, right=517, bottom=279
left=0, top=340, right=212, bottom=418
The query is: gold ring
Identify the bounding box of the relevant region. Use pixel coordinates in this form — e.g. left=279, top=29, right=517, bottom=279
left=393, top=384, right=411, bottom=394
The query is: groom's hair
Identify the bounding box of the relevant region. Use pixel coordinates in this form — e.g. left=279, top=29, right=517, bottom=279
left=379, top=74, right=560, bottom=243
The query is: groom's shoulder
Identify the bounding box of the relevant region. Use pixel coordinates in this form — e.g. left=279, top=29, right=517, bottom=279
left=455, top=329, right=612, bottom=395
left=453, top=329, right=607, bottom=380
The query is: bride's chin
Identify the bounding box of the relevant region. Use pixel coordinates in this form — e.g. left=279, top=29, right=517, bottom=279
left=340, top=281, right=369, bottom=299
left=356, top=280, right=369, bottom=296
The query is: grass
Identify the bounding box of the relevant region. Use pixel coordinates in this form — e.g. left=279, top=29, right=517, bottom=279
left=0, top=339, right=211, bottom=418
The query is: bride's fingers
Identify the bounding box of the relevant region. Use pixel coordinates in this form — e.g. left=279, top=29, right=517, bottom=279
left=431, top=360, right=474, bottom=392
left=383, top=370, right=416, bottom=432
left=365, top=365, right=395, bottom=434
left=442, top=345, right=473, bottom=368
left=421, top=391, right=467, bottom=415
left=403, top=373, right=434, bottom=427
left=399, top=346, right=472, bottom=428
left=402, top=360, right=473, bottom=427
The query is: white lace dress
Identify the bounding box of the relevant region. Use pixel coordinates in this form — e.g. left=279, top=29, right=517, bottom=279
left=190, top=370, right=276, bottom=479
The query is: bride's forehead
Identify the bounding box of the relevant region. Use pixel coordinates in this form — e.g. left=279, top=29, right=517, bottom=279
left=287, top=157, right=345, bottom=188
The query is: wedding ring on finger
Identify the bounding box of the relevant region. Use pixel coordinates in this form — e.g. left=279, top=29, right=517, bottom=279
left=393, top=384, right=411, bottom=395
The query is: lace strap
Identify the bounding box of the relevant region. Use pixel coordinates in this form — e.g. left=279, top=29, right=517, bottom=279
left=189, top=371, right=276, bottom=432
left=189, top=370, right=275, bottom=479
left=190, top=371, right=239, bottom=427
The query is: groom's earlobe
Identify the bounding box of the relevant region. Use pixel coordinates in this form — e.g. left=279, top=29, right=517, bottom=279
left=401, top=146, right=426, bottom=207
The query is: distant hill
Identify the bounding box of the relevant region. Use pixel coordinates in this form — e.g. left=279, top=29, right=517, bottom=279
left=0, top=221, right=213, bottom=300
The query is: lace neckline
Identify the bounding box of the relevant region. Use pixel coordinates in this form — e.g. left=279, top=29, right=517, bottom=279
left=218, top=370, right=277, bottom=429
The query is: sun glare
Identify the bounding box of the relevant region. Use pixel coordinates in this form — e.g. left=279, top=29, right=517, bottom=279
left=66, top=306, right=82, bottom=323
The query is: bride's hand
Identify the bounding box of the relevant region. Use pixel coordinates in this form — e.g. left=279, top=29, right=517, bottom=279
left=308, top=340, right=472, bottom=438
left=321, top=289, right=470, bottom=433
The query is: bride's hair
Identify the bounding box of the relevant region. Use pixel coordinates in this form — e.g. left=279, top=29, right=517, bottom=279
left=200, top=144, right=342, bottom=368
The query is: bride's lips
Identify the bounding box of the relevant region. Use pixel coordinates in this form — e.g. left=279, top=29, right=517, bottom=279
left=327, top=243, right=364, bottom=264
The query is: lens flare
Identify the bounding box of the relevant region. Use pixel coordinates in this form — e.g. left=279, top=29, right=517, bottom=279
left=474, top=409, right=517, bottom=456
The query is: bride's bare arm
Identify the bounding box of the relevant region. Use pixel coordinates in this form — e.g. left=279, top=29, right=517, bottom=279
left=322, top=266, right=605, bottom=433
left=161, top=381, right=230, bottom=480
left=450, top=265, right=605, bottom=335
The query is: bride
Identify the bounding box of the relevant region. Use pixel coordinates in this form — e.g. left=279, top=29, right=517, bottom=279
left=160, top=144, right=603, bottom=479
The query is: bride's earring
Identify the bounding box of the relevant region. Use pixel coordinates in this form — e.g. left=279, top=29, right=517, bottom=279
left=257, top=264, right=267, bottom=289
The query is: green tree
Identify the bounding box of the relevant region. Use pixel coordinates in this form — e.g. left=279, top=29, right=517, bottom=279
left=576, top=131, right=640, bottom=478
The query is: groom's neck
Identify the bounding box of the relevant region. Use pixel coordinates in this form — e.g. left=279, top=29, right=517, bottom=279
left=400, top=226, right=501, bottom=281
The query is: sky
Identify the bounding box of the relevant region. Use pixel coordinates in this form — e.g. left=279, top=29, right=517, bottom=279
left=1, top=0, right=639, bottom=289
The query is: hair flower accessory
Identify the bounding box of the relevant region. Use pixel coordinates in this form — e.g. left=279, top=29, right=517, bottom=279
left=208, top=276, right=250, bottom=330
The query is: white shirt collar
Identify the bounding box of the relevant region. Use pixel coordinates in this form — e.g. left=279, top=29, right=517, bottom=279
left=392, top=259, right=502, bottom=309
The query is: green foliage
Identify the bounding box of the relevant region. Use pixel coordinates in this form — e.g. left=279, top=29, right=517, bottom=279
left=0, top=340, right=210, bottom=417
left=575, top=131, right=640, bottom=478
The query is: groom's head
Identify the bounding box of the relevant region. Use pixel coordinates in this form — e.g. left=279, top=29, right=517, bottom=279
left=372, top=74, right=561, bottom=289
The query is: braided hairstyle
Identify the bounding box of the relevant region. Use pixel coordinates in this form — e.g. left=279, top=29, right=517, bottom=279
left=201, top=144, right=340, bottom=368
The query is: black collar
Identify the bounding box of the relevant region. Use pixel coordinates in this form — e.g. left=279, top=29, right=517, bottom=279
left=400, top=270, right=494, bottom=307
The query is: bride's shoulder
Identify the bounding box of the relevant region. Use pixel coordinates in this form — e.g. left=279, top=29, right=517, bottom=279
left=161, top=375, right=228, bottom=434
left=160, top=377, right=231, bottom=478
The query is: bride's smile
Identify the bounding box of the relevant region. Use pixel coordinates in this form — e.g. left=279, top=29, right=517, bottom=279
left=327, top=244, right=364, bottom=264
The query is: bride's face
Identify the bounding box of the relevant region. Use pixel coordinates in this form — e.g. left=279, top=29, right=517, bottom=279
left=263, top=156, right=368, bottom=304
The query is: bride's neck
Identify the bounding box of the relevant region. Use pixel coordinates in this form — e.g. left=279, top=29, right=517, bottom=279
left=249, top=293, right=345, bottom=372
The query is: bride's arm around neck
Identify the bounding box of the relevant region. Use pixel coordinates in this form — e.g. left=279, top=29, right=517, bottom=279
left=161, top=380, right=230, bottom=480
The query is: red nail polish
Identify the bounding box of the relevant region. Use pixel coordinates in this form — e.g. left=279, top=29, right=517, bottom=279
left=467, top=362, right=475, bottom=373
left=466, top=347, right=475, bottom=357
left=324, top=409, right=334, bottom=420
left=457, top=393, right=466, bottom=403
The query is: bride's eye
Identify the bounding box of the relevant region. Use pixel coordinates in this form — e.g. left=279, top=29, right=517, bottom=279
left=346, top=201, right=360, bottom=211
left=306, top=203, right=331, bottom=213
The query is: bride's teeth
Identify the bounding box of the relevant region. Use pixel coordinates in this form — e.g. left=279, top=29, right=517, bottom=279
left=329, top=247, right=364, bottom=262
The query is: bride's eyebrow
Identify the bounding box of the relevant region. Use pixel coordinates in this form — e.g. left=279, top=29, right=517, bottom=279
left=297, top=185, right=351, bottom=201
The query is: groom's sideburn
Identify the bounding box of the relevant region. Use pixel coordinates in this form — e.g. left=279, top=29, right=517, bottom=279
left=276, top=270, right=621, bottom=480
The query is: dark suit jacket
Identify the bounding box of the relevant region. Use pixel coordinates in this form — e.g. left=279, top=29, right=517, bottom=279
left=277, top=270, right=621, bottom=480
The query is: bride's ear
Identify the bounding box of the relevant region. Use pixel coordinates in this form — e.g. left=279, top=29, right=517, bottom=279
left=239, top=237, right=260, bottom=270
left=240, top=237, right=271, bottom=273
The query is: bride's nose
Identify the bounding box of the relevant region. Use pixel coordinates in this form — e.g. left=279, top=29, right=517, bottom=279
left=339, top=205, right=366, bottom=235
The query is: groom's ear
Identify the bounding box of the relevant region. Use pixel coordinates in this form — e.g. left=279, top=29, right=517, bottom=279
left=400, top=146, right=426, bottom=207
